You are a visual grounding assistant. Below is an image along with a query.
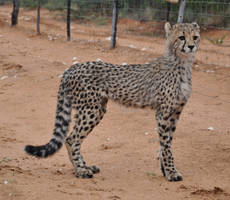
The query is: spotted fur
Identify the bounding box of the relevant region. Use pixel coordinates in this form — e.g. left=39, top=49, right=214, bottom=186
left=25, top=22, right=200, bottom=181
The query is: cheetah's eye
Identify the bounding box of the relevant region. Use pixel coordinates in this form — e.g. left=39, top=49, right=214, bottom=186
left=178, top=36, right=185, bottom=41
left=193, top=36, right=198, bottom=40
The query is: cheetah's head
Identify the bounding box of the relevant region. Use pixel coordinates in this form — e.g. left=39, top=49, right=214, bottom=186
left=165, top=22, right=200, bottom=58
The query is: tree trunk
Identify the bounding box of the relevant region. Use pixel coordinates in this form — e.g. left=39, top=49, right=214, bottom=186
left=37, top=0, right=41, bottom=34
left=110, top=0, right=118, bottom=49
left=67, top=0, right=71, bottom=41
left=177, top=0, right=187, bottom=23
left=11, top=0, right=21, bottom=26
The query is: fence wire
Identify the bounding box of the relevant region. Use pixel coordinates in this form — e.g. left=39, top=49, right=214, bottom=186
left=0, top=0, right=230, bottom=67
left=1, top=0, right=230, bottom=29
left=40, top=0, right=230, bottom=30
left=44, top=0, right=230, bottom=67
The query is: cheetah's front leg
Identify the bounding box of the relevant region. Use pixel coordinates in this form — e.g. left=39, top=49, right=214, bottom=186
left=156, top=107, right=183, bottom=182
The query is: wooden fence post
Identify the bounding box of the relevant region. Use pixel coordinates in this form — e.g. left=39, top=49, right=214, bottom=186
left=110, top=0, right=118, bottom=49
left=177, top=0, right=187, bottom=23
left=166, top=2, right=171, bottom=22
left=67, top=0, right=71, bottom=41
left=11, top=0, right=21, bottom=26
left=37, top=0, right=41, bottom=34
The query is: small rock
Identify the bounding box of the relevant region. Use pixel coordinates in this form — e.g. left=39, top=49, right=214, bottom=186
left=129, top=44, right=135, bottom=49
left=56, top=169, right=63, bottom=175
left=105, top=36, right=111, bottom=41
left=4, top=180, right=8, bottom=185
left=208, top=127, right=214, bottom=131
left=72, top=57, right=78, bottom=61
left=48, top=35, right=53, bottom=41
left=122, top=62, right=127, bottom=65
left=144, top=132, right=149, bottom=135
left=1, top=75, right=8, bottom=80
left=96, top=58, right=102, bottom=62
left=141, top=48, right=147, bottom=51
left=206, top=70, right=215, bottom=73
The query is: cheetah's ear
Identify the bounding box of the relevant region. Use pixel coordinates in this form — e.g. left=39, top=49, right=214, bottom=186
left=192, top=22, right=200, bottom=31
left=164, top=22, right=172, bottom=38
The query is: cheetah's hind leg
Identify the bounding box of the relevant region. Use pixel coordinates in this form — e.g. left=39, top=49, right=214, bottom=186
left=65, top=96, right=107, bottom=178
left=65, top=138, right=100, bottom=178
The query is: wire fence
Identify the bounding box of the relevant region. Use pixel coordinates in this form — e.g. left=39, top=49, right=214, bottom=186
left=1, top=0, right=230, bottom=30
left=1, top=0, right=228, bottom=29
left=0, top=0, right=230, bottom=67
left=35, top=0, right=230, bottom=30
left=42, top=0, right=230, bottom=67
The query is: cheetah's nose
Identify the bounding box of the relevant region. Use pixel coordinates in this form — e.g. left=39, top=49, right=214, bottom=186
left=188, top=45, right=195, bottom=50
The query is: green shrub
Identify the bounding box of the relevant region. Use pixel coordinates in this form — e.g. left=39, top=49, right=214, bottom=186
left=6, top=0, right=230, bottom=28
left=21, top=0, right=38, bottom=9
left=44, top=0, right=66, bottom=11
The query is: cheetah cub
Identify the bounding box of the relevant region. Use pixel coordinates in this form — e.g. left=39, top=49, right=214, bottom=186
left=25, top=22, right=200, bottom=182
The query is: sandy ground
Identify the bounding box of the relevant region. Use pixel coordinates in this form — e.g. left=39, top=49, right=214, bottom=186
left=0, top=5, right=230, bottom=200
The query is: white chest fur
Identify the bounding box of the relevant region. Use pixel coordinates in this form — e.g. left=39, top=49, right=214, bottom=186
left=179, top=64, right=192, bottom=100
left=181, top=81, right=191, bottom=99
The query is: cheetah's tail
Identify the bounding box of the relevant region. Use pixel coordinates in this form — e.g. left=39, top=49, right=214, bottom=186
left=24, top=74, right=72, bottom=158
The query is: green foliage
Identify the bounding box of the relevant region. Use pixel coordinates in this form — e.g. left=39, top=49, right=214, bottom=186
left=0, top=0, right=12, bottom=6
left=93, top=15, right=107, bottom=25
left=3, top=0, right=229, bottom=28
left=44, top=0, right=66, bottom=11
left=20, top=0, right=38, bottom=9
left=20, top=0, right=66, bottom=11
left=205, top=35, right=226, bottom=45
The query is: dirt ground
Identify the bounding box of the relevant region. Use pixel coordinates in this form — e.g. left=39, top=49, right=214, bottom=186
left=0, top=5, right=230, bottom=200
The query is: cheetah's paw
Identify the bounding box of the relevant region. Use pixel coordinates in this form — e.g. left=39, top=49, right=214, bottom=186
left=74, top=167, right=94, bottom=179
left=86, top=165, right=100, bottom=174
left=167, top=170, right=183, bottom=182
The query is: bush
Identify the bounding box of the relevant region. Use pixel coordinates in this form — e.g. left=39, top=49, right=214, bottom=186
left=44, top=0, right=66, bottom=11
left=21, top=0, right=38, bottom=9
left=4, top=0, right=229, bottom=28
